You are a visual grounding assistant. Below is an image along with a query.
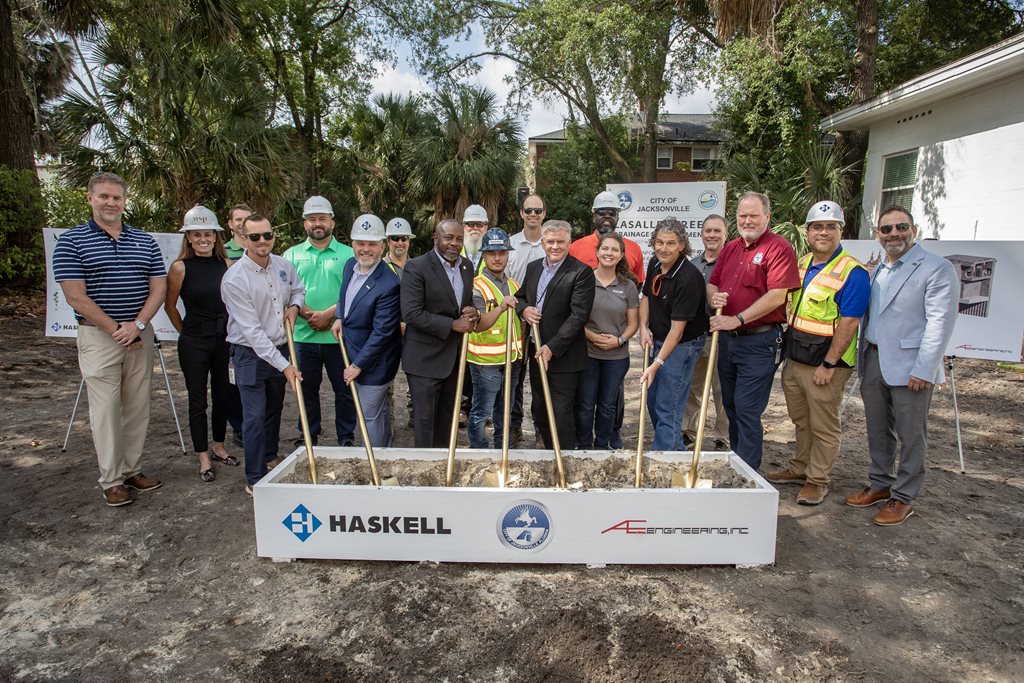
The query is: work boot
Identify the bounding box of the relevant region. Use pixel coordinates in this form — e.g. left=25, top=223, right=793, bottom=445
left=103, top=485, right=133, bottom=507
left=763, top=467, right=805, bottom=485
left=873, top=499, right=914, bottom=526
left=796, top=482, right=828, bottom=505
left=845, top=487, right=891, bottom=507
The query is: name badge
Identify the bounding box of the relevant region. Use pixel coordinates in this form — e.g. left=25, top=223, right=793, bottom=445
left=752, top=252, right=764, bottom=265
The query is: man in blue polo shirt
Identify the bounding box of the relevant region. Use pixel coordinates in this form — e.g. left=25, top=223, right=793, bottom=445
left=53, top=172, right=167, bottom=507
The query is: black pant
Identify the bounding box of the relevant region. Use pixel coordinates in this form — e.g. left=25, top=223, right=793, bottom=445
left=406, top=370, right=461, bottom=448
left=177, top=333, right=229, bottom=453
left=529, top=360, right=580, bottom=450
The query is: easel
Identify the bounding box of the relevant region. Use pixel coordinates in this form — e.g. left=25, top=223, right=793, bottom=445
left=62, top=338, right=187, bottom=453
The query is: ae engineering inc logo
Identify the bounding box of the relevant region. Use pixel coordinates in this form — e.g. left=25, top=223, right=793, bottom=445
left=601, top=519, right=749, bottom=536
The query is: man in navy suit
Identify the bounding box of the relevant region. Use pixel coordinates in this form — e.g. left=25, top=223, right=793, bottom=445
left=401, top=219, right=479, bottom=448
left=331, top=214, right=402, bottom=446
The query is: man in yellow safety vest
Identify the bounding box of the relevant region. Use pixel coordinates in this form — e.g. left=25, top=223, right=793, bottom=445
left=466, top=228, right=523, bottom=449
left=765, top=201, right=871, bottom=505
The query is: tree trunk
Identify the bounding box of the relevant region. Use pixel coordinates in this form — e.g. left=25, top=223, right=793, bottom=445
left=0, top=0, right=37, bottom=172
left=843, top=0, right=879, bottom=237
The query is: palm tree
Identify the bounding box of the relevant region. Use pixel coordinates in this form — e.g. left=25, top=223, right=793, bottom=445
left=410, top=85, right=523, bottom=226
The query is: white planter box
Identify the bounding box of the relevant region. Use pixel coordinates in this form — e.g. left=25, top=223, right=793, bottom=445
left=253, top=448, right=778, bottom=566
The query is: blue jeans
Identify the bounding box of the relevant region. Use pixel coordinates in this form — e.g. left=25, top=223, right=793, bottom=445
left=469, top=362, right=522, bottom=449
left=575, top=356, right=630, bottom=449
left=233, top=345, right=286, bottom=485
left=716, top=328, right=782, bottom=470
left=647, top=336, right=705, bottom=451
left=295, top=342, right=355, bottom=444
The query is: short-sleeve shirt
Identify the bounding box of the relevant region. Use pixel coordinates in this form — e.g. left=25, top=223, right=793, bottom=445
left=569, top=232, right=646, bottom=283
left=224, top=238, right=245, bottom=261
left=283, top=237, right=353, bottom=343
left=707, top=230, right=800, bottom=326
left=642, top=256, right=709, bottom=343
left=52, top=220, right=166, bottom=322
left=586, top=275, right=639, bottom=360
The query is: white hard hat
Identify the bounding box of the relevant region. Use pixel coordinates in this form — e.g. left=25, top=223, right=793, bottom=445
left=385, top=217, right=413, bottom=237
left=805, top=200, right=845, bottom=227
left=592, top=191, right=619, bottom=211
left=302, top=195, right=334, bottom=217
left=180, top=205, right=223, bottom=232
left=463, top=204, right=488, bottom=223
left=351, top=214, right=386, bottom=240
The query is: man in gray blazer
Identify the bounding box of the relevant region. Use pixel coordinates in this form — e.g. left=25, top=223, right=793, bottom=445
left=845, top=205, right=958, bottom=526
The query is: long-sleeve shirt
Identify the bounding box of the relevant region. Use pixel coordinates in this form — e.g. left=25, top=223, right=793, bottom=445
left=221, top=253, right=305, bottom=371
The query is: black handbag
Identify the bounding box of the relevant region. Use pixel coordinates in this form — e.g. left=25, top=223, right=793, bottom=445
left=783, top=259, right=837, bottom=367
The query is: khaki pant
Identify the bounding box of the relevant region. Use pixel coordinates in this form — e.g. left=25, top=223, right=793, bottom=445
left=781, top=360, right=854, bottom=485
left=683, top=335, right=729, bottom=442
left=77, top=325, right=155, bottom=489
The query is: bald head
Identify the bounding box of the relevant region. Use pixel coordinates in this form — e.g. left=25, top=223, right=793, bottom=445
left=434, top=218, right=465, bottom=262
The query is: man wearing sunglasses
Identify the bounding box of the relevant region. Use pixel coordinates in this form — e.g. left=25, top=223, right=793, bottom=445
left=384, top=217, right=414, bottom=281
left=569, top=191, right=646, bottom=283
left=221, top=214, right=304, bottom=493
left=846, top=206, right=958, bottom=526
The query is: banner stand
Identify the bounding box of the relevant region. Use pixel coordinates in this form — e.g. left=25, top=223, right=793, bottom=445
left=61, top=339, right=186, bottom=454
left=946, top=357, right=967, bottom=474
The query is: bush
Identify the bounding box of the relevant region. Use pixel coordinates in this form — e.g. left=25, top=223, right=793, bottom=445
left=0, top=165, right=46, bottom=288
left=42, top=178, right=90, bottom=229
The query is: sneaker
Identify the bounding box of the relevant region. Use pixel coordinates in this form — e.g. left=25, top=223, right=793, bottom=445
left=103, top=485, right=133, bottom=507
left=763, top=467, right=805, bottom=485
left=245, top=484, right=253, bottom=496
left=796, top=482, right=828, bottom=505
left=873, top=499, right=914, bottom=526
left=845, top=487, right=891, bottom=507
left=682, top=434, right=695, bottom=449
left=124, top=473, right=162, bottom=492
left=338, top=439, right=355, bottom=448
left=713, top=439, right=729, bottom=451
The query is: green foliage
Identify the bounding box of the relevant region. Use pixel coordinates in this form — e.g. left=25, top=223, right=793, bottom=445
left=41, top=178, right=88, bottom=228
left=0, top=166, right=45, bottom=286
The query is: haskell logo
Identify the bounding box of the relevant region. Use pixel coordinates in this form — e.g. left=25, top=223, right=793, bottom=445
left=498, top=500, right=552, bottom=551
left=699, top=191, right=719, bottom=210
left=616, top=191, right=633, bottom=211
left=283, top=504, right=321, bottom=542
left=51, top=322, right=61, bottom=333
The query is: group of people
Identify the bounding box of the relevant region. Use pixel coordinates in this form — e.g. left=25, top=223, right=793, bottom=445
left=54, top=172, right=959, bottom=528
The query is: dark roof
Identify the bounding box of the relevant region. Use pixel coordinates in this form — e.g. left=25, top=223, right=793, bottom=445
left=529, top=114, right=728, bottom=144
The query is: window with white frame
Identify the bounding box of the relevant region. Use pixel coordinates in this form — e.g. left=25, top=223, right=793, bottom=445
left=657, top=146, right=673, bottom=170
left=880, top=150, right=919, bottom=212
left=690, top=147, right=716, bottom=172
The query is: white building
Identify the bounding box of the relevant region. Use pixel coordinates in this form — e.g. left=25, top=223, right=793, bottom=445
left=821, top=33, right=1024, bottom=240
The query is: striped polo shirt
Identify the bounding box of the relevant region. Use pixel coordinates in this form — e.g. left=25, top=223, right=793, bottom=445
left=52, top=219, right=166, bottom=322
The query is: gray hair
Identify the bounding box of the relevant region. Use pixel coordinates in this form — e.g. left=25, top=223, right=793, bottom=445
left=88, top=171, right=127, bottom=194
left=650, top=217, right=693, bottom=258
left=541, top=219, right=572, bottom=237
left=738, top=191, right=771, bottom=213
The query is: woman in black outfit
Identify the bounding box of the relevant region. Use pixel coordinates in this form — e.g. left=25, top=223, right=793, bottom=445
left=164, top=205, right=238, bottom=481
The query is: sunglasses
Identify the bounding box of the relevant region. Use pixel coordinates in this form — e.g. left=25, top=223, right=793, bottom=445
left=245, top=232, right=275, bottom=242
left=595, top=209, right=618, bottom=218
left=389, top=235, right=409, bottom=242
left=522, top=207, right=544, bottom=215
left=876, top=222, right=912, bottom=235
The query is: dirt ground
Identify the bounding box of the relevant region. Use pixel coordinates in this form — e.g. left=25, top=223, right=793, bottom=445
left=1, top=296, right=1022, bottom=682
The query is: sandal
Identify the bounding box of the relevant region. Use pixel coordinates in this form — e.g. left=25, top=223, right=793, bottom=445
left=200, top=468, right=215, bottom=482
left=211, top=453, right=240, bottom=467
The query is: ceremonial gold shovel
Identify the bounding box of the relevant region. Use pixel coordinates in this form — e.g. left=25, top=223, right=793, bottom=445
left=532, top=322, right=567, bottom=489
left=671, top=307, right=723, bottom=489
left=285, top=319, right=317, bottom=484
left=482, top=319, right=516, bottom=488
left=634, top=346, right=650, bottom=488
left=337, top=332, right=395, bottom=486
left=444, top=332, right=471, bottom=486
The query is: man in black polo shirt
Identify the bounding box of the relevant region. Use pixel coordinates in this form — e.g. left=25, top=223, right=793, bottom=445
left=53, top=172, right=167, bottom=507
left=638, top=217, right=709, bottom=451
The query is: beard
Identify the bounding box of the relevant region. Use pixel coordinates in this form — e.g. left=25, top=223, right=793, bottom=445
left=464, top=232, right=483, bottom=255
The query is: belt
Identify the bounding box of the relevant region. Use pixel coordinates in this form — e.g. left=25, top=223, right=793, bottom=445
left=725, top=323, right=776, bottom=337
left=77, top=319, right=95, bottom=327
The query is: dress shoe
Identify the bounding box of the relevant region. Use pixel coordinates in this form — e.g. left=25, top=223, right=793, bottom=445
left=845, top=487, right=891, bottom=507
left=797, top=482, right=828, bottom=505
left=510, top=425, right=523, bottom=448
left=124, top=473, right=162, bottom=492
left=103, top=485, right=133, bottom=507
left=714, top=439, right=729, bottom=451
left=764, top=467, right=806, bottom=485
left=338, top=439, right=355, bottom=447
left=682, top=434, right=695, bottom=449
left=873, top=499, right=914, bottom=526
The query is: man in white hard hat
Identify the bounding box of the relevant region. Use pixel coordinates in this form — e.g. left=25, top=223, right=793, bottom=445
left=845, top=205, right=958, bottom=526
left=384, top=217, right=414, bottom=281
left=53, top=172, right=167, bottom=507
left=569, top=190, right=646, bottom=282
left=764, top=201, right=870, bottom=506
left=332, top=215, right=402, bottom=446
left=462, top=204, right=489, bottom=274
left=283, top=196, right=356, bottom=447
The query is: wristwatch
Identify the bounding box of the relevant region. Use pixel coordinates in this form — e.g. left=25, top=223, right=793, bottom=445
left=822, top=360, right=837, bottom=369
left=134, top=320, right=147, bottom=331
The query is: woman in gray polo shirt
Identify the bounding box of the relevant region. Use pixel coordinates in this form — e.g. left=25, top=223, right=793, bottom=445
left=575, top=233, right=639, bottom=449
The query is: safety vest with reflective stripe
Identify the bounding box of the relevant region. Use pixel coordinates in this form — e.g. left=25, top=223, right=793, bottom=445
left=789, top=250, right=865, bottom=367
left=467, top=274, right=522, bottom=365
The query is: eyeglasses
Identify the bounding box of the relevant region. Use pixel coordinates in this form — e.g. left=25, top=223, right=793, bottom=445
left=522, top=207, right=544, bottom=215
left=595, top=209, right=618, bottom=218
left=389, top=235, right=409, bottom=242
left=245, top=232, right=274, bottom=242
left=876, top=222, right=912, bottom=235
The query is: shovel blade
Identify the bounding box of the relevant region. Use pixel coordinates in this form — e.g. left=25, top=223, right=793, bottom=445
left=380, top=475, right=400, bottom=487
left=671, top=471, right=714, bottom=489
left=481, top=468, right=502, bottom=488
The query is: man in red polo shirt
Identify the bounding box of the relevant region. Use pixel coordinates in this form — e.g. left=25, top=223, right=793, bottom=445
left=569, top=191, right=646, bottom=283
left=707, top=191, right=800, bottom=470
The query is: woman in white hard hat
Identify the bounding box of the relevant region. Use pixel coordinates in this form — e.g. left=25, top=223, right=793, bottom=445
left=165, top=206, right=239, bottom=482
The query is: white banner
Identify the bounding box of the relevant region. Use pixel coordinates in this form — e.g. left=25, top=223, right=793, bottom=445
left=44, top=227, right=184, bottom=341
left=844, top=240, right=1024, bottom=362
left=606, top=181, right=727, bottom=266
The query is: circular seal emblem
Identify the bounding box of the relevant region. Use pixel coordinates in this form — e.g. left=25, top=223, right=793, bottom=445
left=616, top=191, right=633, bottom=211
left=698, top=190, right=719, bottom=210
left=497, top=500, right=552, bottom=552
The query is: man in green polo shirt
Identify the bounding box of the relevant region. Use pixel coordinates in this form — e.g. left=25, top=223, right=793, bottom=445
left=283, top=196, right=356, bottom=446
left=223, top=203, right=252, bottom=262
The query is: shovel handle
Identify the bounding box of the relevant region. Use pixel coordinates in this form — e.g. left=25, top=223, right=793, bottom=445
left=532, top=322, right=566, bottom=488
left=285, top=319, right=317, bottom=485
left=337, top=331, right=382, bottom=486
left=687, top=307, right=723, bottom=488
